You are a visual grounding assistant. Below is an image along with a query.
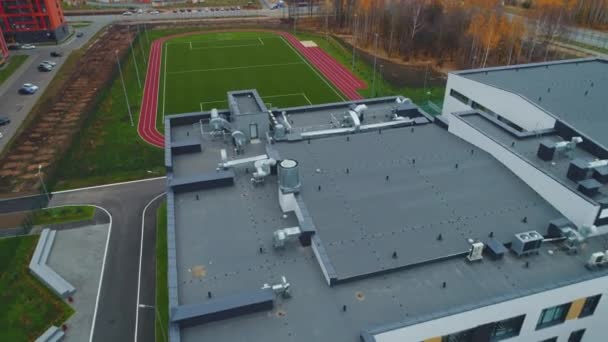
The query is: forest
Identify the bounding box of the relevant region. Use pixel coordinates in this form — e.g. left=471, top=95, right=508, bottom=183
left=304, top=0, right=607, bottom=69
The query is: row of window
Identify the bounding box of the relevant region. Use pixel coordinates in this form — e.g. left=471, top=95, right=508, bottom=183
left=435, top=294, right=602, bottom=342
left=537, top=294, right=601, bottom=329
left=541, top=328, right=585, bottom=342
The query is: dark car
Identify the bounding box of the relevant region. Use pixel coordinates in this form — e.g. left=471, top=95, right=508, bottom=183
left=0, top=117, right=10, bottom=126
left=76, top=32, right=84, bottom=38
left=50, top=51, right=63, bottom=57
left=38, top=64, right=52, bottom=72
left=8, top=44, right=20, bottom=50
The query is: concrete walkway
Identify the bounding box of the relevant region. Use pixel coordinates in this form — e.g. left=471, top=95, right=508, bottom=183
left=46, top=224, right=109, bottom=341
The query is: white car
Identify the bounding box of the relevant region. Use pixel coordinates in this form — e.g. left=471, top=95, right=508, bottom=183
left=21, top=44, right=36, bottom=49
left=122, top=11, right=132, bottom=16
left=41, top=61, right=57, bottom=67
left=19, top=83, right=39, bottom=94
left=149, top=10, right=160, bottom=15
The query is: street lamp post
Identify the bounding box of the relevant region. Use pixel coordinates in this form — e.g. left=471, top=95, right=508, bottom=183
left=129, top=26, right=142, bottom=89
left=37, top=165, right=50, bottom=202
left=139, top=304, right=167, bottom=342
left=372, top=33, right=379, bottom=97
left=116, top=51, right=135, bottom=127
left=352, top=14, right=358, bottom=70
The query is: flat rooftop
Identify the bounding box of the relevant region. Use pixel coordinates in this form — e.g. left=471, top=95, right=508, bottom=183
left=166, top=93, right=608, bottom=342
left=457, top=58, right=608, bottom=149
left=457, top=111, right=608, bottom=202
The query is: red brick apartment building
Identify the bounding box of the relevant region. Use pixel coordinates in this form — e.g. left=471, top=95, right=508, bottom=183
left=0, top=0, right=69, bottom=43
left=0, top=26, right=8, bottom=64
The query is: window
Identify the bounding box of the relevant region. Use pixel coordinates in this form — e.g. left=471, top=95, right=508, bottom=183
left=450, top=89, right=469, bottom=105
left=579, top=294, right=601, bottom=318
left=540, top=338, right=557, bottom=342
left=537, top=302, right=571, bottom=329
left=568, top=329, right=586, bottom=342
left=490, top=315, right=525, bottom=341
left=442, top=327, right=473, bottom=342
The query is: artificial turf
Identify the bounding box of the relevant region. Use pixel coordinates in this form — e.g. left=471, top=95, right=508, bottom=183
left=159, top=31, right=345, bottom=118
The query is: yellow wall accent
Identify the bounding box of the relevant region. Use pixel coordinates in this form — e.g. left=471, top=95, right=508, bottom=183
left=566, top=298, right=586, bottom=320
left=424, top=337, right=442, bottom=342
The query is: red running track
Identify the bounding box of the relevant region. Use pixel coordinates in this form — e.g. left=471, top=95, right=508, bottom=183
left=138, top=32, right=367, bottom=148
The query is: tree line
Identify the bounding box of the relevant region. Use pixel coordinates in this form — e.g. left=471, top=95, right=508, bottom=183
left=310, top=0, right=600, bottom=69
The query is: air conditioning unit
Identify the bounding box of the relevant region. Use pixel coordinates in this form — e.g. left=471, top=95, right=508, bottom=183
left=511, top=231, right=543, bottom=257
left=586, top=252, right=608, bottom=269
left=467, top=242, right=484, bottom=262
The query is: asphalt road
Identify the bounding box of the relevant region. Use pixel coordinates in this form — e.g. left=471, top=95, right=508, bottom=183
left=48, top=178, right=166, bottom=342
left=0, top=18, right=107, bottom=153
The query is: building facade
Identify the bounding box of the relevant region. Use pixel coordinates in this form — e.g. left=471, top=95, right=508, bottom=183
left=0, top=0, right=69, bottom=43
left=0, top=26, right=8, bottom=64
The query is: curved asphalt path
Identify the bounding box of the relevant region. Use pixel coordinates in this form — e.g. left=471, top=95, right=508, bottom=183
left=48, top=177, right=166, bottom=342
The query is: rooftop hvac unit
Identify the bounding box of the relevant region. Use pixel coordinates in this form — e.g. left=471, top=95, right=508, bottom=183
left=586, top=252, right=608, bottom=269
left=278, top=159, right=301, bottom=194
left=467, top=242, right=484, bottom=262
left=511, top=231, right=543, bottom=257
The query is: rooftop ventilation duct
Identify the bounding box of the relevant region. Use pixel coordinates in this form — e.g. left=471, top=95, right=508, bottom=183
left=567, top=158, right=608, bottom=182
left=537, top=137, right=582, bottom=161
left=251, top=159, right=276, bottom=184
left=278, top=159, right=301, bottom=194
left=273, top=226, right=301, bottom=248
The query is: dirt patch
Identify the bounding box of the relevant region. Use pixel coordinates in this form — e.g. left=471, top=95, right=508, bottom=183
left=0, top=25, right=136, bottom=193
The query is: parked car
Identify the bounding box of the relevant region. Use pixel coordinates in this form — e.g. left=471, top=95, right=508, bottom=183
left=19, top=83, right=39, bottom=94
left=122, top=11, right=132, bottom=16
left=149, top=10, right=160, bottom=15
left=38, top=63, right=53, bottom=72
left=8, top=44, right=21, bottom=50
left=0, top=117, right=10, bottom=126
left=76, top=32, right=84, bottom=38
left=21, top=44, right=35, bottom=49
left=41, top=61, right=57, bottom=67
left=50, top=51, right=63, bottom=57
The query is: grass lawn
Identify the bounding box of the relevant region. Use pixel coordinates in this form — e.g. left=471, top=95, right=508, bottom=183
left=69, top=21, right=92, bottom=28
left=159, top=31, right=343, bottom=119
left=0, top=55, right=28, bottom=86
left=294, top=32, right=445, bottom=107
left=52, top=30, right=167, bottom=191
left=155, top=201, right=168, bottom=342
left=0, top=235, right=73, bottom=341
left=32, top=206, right=95, bottom=226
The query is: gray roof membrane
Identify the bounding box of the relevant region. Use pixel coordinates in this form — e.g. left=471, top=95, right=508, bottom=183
left=457, top=58, right=608, bottom=149
left=167, top=94, right=608, bottom=342
left=458, top=111, right=608, bottom=202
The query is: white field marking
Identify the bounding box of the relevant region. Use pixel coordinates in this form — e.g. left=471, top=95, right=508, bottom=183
left=302, top=93, right=313, bottom=105
left=189, top=41, right=192, bottom=50
left=167, top=62, right=304, bottom=75
left=190, top=42, right=262, bottom=50
left=199, top=100, right=226, bottom=112
left=162, top=43, right=168, bottom=121
left=258, top=37, right=264, bottom=45
left=262, top=93, right=312, bottom=105
left=279, top=36, right=346, bottom=102
left=51, top=176, right=166, bottom=195
left=134, top=192, right=166, bottom=342
left=165, top=36, right=279, bottom=47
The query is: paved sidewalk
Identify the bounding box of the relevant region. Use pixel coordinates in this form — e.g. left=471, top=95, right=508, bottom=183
left=46, top=224, right=109, bottom=341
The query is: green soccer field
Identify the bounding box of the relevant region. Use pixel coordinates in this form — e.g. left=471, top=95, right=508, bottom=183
left=159, top=31, right=345, bottom=118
